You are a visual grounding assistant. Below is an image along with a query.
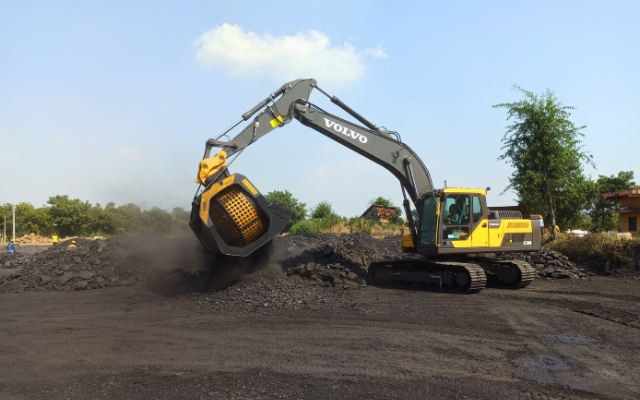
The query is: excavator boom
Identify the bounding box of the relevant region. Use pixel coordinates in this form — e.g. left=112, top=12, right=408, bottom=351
left=190, top=79, right=433, bottom=257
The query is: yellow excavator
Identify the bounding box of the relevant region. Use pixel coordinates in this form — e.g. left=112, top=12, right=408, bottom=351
left=189, top=79, right=540, bottom=293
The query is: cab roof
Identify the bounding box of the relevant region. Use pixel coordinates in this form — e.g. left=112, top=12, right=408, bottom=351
left=441, top=188, right=487, bottom=195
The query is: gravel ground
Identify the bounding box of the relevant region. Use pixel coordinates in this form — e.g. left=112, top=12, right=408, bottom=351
left=1, top=233, right=639, bottom=399
left=1, top=277, right=638, bottom=399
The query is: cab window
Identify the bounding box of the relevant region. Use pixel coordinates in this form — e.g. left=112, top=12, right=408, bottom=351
left=472, top=195, right=482, bottom=224
left=419, top=195, right=437, bottom=245
left=443, top=195, right=469, bottom=225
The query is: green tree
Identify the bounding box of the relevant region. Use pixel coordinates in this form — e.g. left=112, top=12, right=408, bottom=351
left=589, top=171, right=638, bottom=231
left=0, top=203, right=52, bottom=238
left=494, top=86, right=595, bottom=239
left=141, top=207, right=176, bottom=233
left=47, top=195, right=95, bottom=237
left=172, top=207, right=190, bottom=224
left=369, top=196, right=392, bottom=207
left=310, top=200, right=337, bottom=220
left=264, top=190, right=307, bottom=231
left=552, top=177, right=594, bottom=230
left=115, top=203, right=145, bottom=233
left=90, top=203, right=126, bottom=236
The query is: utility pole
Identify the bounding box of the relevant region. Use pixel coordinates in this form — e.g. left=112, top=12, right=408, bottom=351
left=3, top=214, right=5, bottom=243
left=12, top=204, right=16, bottom=242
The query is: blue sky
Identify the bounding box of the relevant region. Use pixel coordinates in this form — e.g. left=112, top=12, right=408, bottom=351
left=1, top=1, right=638, bottom=219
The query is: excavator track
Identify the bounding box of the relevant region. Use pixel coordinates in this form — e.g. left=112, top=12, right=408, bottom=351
left=475, top=259, right=535, bottom=289
left=368, top=260, right=487, bottom=294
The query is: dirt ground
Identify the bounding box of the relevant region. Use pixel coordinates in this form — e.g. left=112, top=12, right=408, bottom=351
left=1, top=274, right=639, bottom=399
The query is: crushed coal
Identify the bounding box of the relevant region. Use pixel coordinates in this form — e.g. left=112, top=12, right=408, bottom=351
left=274, top=233, right=423, bottom=289
left=172, top=273, right=371, bottom=315
left=1, top=232, right=596, bottom=295
left=495, top=248, right=592, bottom=279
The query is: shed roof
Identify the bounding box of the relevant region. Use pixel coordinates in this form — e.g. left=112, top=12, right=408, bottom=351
left=360, top=204, right=398, bottom=219
left=602, top=189, right=640, bottom=199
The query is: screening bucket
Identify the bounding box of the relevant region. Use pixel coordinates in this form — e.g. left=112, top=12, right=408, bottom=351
left=189, top=173, right=293, bottom=257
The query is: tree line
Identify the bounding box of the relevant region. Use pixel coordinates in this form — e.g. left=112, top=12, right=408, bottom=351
left=1, top=195, right=191, bottom=239
left=1, top=192, right=402, bottom=240
left=263, top=191, right=404, bottom=234
left=495, top=85, right=638, bottom=238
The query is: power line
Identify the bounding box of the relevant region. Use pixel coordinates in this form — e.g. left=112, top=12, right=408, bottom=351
left=295, top=189, right=399, bottom=201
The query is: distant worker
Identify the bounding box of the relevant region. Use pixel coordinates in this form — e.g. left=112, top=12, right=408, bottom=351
left=67, top=240, right=77, bottom=249
left=52, top=232, right=59, bottom=246
left=7, top=239, right=16, bottom=255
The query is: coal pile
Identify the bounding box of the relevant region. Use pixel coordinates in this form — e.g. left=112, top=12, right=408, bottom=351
left=0, top=237, right=144, bottom=293
left=1, top=231, right=595, bottom=296
left=495, top=248, right=591, bottom=279
left=177, top=274, right=363, bottom=315
left=275, top=233, right=422, bottom=288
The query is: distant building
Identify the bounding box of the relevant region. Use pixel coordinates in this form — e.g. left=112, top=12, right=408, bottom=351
left=603, top=189, right=640, bottom=234
left=361, top=204, right=398, bottom=226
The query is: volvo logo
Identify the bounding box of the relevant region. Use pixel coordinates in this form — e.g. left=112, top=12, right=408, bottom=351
left=323, top=118, right=368, bottom=143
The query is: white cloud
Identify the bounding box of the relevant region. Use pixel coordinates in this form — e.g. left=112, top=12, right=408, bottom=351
left=0, top=146, right=20, bottom=161
left=117, top=147, right=141, bottom=160
left=194, top=24, right=387, bottom=86
left=364, top=46, right=388, bottom=59
left=54, top=137, right=65, bottom=144
left=313, top=165, right=330, bottom=177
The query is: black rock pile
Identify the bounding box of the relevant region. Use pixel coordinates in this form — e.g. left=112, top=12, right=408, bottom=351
left=0, top=237, right=144, bottom=293
left=274, top=233, right=422, bottom=288
left=496, top=248, right=591, bottom=279
left=1, top=232, right=595, bottom=295
left=178, top=274, right=361, bottom=315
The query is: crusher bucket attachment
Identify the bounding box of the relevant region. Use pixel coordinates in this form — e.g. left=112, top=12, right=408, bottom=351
left=189, top=172, right=293, bottom=257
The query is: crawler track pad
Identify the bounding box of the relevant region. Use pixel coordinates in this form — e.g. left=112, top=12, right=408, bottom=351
left=368, top=260, right=487, bottom=294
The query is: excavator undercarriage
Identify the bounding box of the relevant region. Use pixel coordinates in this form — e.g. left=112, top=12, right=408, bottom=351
left=367, top=258, right=534, bottom=293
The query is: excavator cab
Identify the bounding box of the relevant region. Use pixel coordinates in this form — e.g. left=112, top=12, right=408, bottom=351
left=189, top=171, right=293, bottom=257
left=401, top=189, right=542, bottom=255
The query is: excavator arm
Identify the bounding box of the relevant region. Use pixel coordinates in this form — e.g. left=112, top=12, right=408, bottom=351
left=190, top=79, right=434, bottom=256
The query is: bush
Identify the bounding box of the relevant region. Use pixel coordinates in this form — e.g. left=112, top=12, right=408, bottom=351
left=348, top=217, right=376, bottom=234
left=290, top=220, right=314, bottom=235
left=311, top=217, right=343, bottom=233
left=264, top=190, right=307, bottom=232
left=310, top=201, right=338, bottom=220
left=384, top=223, right=404, bottom=232
left=546, top=234, right=640, bottom=272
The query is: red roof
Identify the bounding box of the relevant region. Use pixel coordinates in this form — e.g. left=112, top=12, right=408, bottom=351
left=602, top=189, right=640, bottom=199
left=360, top=204, right=398, bottom=219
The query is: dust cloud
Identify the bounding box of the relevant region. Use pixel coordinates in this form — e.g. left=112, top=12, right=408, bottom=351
left=123, top=233, right=308, bottom=296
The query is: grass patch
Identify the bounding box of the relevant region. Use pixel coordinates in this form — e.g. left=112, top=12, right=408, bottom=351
left=288, top=218, right=404, bottom=237
left=546, top=234, right=640, bottom=273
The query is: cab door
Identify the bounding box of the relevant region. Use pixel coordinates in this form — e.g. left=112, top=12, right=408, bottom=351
left=441, top=194, right=471, bottom=244
left=471, top=195, right=489, bottom=247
